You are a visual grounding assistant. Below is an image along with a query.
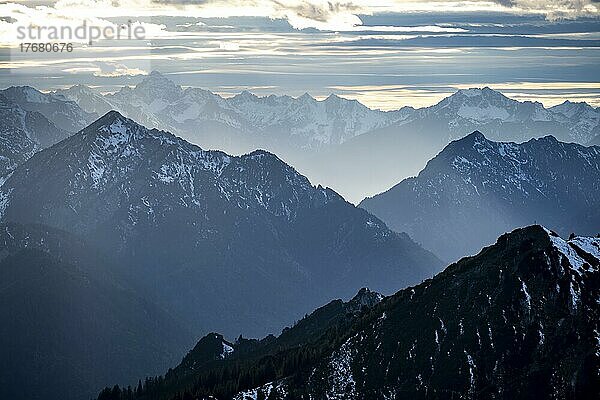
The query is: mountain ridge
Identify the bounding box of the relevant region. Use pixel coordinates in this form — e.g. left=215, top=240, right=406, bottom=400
left=360, top=131, right=600, bottom=261
left=54, top=74, right=600, bottom=147
left=1, top=85, right=97, bottom=133
left=50, top=73, right=600, bottom=202
left=0, top=93, right=71, bottom=186
left=0, top=111, right=442, bottom=340
left=94, top=225, right=600, bottom=400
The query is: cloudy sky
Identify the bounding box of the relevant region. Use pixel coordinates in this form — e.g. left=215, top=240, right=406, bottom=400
left=1, top=0, right=599, bottom=109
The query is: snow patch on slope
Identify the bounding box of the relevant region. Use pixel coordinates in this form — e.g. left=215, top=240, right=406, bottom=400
left=221, top=341, right=234, bottom=359
left=233, top=380, right=288, bottom=400
left=0, top=188, right=12, bottom=219
left=327, top=335, right=359, bottom=399
left=570, top=236, right=600, bottom=260
left=457, top=105, right=510, bottom=122
left=547, top=232, right=588, bottom=272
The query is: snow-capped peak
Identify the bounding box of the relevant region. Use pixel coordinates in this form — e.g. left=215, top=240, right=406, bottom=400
left=550, top=100, right=598, bottom=118
left=68, top=84, right=96, bottom=94
left=456, top=87, right=488, bottom=98
left=463, top=130, right=487, bottom=142
left=297, top=92, right=316, bottom=103
left=233, top=90, right=258, bottom=101
left=458, top=88, right=483, bottom=97
left=90, top=110, right=131, bottom=133
left=423, top=86, right=558, bottom=125
left=144, top=70, right=173, bottom=83
left=83, top=111, right=179, bottom=157
left=57, top=111, right=339, bottom=221
left=2, top=86, right=65, bottom=105
left=454, top=87, right=508, bottom=100
left=133, top=71, right=182, bottom=100
left=324, top=93, right=343, bottom=102
left=431, top=87, right=514, bottom=116
left=97, top=112, right=130, bottom=135
left=15, top=86, right=52, bottom=103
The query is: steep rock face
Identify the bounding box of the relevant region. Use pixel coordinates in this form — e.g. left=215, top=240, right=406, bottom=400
left=0, top=111, right=441, bottom=338
left=96, top=226, right=600, bottom=400
left=0, top=223, right=191, bottom=400
left=360, top=131, right=600, bottom=261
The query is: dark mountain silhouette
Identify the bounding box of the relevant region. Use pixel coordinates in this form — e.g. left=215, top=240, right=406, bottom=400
left=96, top=226, right=600, bottom=400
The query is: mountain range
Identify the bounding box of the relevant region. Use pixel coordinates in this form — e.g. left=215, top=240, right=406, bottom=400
left=0, top=86, right=95, bottom=185
left=1, top=77, right=598, bottom=399
left=52, top=72, right=600, bottom=202
left=360, top=131, right=600, bottom=262
left=53, top=71, right=410, bottom=155
left=303, top=88, right=600, bottom=202
left=2, top=86, right=96, bottom=133
left=0, top=111, right=441, bottom=398
left=0, top=93, right=72, bottom=185
left=95, top=225, right=600, bottom=400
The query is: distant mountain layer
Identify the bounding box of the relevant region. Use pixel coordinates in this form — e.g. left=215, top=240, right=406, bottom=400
left=1, top=86, right=96, bottom=133
left=0, top=93, right=71, bottom=185
left=96, top=226, right=600, bottom=400
left=54, top=71, right=409, bottom=154
left=360, top=131, right=600, bottom=261
left=0, top=111, right=441, bottom=341
left=405, top=88, right=599, bottom=145
left=0, top=223, right=191, bottom=400
left=0, top=84, right=96, bottom=186
left=305, top=88, right=600, bottom=202
left=53, top=73, right=600, bottom=202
